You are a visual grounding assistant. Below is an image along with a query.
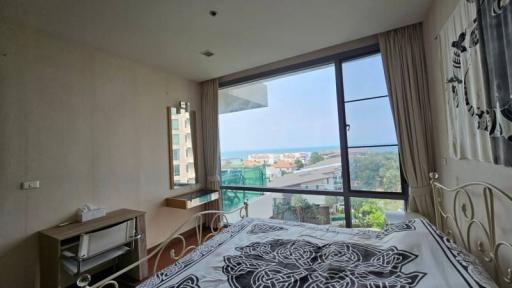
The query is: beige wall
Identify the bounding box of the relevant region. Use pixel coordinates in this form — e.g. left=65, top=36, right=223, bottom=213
left=0, top=23, right=203, bottom=287
left=219, top=35, right=378, bottom=83
left=423, top=0, right=512, bottom=190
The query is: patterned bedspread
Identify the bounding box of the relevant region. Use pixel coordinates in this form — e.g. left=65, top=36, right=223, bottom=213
left=138, top=217, right=497, bottom=288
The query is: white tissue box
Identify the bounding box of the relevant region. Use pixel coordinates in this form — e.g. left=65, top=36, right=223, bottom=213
left=78, top=208, right=106, bottom=222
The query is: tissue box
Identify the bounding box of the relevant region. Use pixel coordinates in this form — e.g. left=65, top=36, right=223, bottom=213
left=78, top=208, right=106, bottom=222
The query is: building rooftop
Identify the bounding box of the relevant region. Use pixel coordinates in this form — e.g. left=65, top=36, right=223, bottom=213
left=242, top=160, right=261, bottom=167
left=272, top=160, right=295, bottom=169
left=268, top=158, right=341, bottom=188
left=305, top=157, right=342, bottom=169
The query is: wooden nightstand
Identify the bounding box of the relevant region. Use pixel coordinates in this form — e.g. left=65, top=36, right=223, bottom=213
left=39, top=209, right=148, bottom=288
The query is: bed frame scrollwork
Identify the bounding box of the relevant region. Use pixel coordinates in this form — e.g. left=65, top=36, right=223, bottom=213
left=430, top=172, right=512, bottom=286
left=76, top=201, right=249, bottom=288
left=73, top=174, right=512, bottom=287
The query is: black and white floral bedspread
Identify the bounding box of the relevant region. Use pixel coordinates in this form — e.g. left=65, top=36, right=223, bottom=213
left=138, top=218, right=497, bottom=288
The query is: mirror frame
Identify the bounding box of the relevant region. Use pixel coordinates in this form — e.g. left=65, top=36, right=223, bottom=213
left=167, top=106, right=199, bottom=189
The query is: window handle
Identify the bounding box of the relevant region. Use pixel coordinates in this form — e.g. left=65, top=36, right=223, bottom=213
left=346, top=124, right=351, bottom=131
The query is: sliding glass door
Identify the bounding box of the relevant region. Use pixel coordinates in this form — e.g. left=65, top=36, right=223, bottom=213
left=218, top=45, right=406, bottom=228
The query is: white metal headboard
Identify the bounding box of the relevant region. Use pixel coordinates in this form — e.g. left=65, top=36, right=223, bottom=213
left=430, top=172, right=512, bottom=286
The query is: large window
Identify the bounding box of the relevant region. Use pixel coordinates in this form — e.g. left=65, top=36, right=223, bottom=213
left=220, top=64, right=342, bottom=191
left=342, top=54, right=401, bottom=193
left=219, top=46, right=405, bottom=228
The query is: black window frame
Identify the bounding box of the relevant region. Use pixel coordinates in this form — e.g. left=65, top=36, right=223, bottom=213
left=218, top=43, right=408, bottom=228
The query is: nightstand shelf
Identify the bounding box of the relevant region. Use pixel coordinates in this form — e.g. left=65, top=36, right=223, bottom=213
left=165, top=190, right=219, bottom=209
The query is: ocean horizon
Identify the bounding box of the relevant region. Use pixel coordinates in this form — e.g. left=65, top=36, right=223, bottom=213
left=221, top=145, right=397, bottom=160
left=221, top=145, right=340, bottom=160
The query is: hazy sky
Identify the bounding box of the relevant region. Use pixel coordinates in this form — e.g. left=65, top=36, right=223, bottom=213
left=219, top=54, right=397, bottom=152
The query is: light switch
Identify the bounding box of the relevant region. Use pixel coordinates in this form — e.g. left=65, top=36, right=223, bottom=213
left=21, top=180, right=40, bottom=190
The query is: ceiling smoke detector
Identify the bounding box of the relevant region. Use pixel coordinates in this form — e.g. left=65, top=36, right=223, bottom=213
left=200, top=50, right=214, bottom=57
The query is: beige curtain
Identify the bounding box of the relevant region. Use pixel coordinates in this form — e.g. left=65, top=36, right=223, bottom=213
left=201, top=79, right=221, bottom=227
left=378, top=23, right=435, bottom=222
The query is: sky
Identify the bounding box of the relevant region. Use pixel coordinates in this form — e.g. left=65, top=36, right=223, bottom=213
left=219, top=54, right=398, bottom=153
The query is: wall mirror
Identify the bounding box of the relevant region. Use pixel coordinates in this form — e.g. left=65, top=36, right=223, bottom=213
left=168, top=101, right=198, bottom=189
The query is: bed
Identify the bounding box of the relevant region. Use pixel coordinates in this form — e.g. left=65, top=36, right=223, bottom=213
left=78, top=173, right=512, bottom=288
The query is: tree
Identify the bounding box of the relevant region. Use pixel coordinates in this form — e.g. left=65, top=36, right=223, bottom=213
left=291, top=194, right=307, bottom=207
left=324, top=196, right=340, bottom=208
left=349, top=151, right=401, bottom=192
left=381, top=157, right=400, bottom=192
left=294, top=159, right=304, bottom=169
left=308, top=152, right=324, bottom=165
left=351, top=198, right=385, bottom=229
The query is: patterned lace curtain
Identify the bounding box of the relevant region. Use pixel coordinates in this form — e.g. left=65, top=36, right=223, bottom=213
left=439, top=0, right=512, bottom=166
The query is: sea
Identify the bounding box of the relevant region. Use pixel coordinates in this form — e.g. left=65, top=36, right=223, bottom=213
left=221, top=145, right=397, bottom=160
left=221, top=145, right=339, bottom=160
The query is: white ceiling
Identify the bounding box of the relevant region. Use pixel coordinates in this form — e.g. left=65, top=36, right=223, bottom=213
left=1, top=0, right=432, bottom=81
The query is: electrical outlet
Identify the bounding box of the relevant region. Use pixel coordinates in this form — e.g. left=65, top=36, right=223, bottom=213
left=21, top=180, right=40, bottom=190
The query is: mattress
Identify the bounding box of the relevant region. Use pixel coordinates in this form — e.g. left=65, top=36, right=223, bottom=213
left=138, top=217, right=496, bottom=288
